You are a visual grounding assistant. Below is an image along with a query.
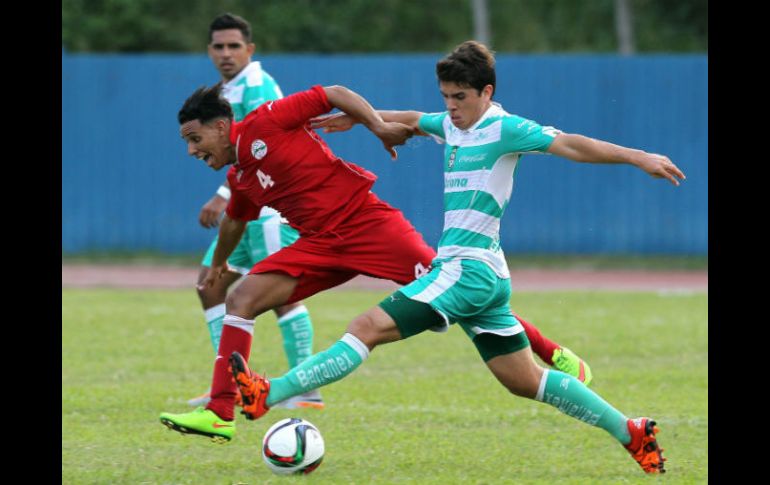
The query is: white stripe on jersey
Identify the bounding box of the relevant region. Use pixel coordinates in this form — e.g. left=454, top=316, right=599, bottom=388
left=444, top=210, right=501, bottom=239
left=444, top=170, right=491, bottom=194
left=245, top=63, right=265, bottom=87
left=486, top=153, right=519, bottom=207
left=222, top=62, right=266, bottom=104
left=224, top=84, right=245, bottom=104
left=435, top=245, right=510, bottom=279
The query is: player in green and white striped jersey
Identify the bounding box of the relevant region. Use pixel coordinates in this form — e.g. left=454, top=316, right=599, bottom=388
left=238, top=41, right=684, bottom=473
left=187, top=13, right=322, bottom=411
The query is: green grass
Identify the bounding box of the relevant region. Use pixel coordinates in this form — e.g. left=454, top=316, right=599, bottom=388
left=62, top=288, right=707, bottom=484
left=61, top=251, right=708, bottom=271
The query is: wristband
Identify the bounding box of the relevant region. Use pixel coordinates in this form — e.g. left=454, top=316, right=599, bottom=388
left=216, top=185, right=231, bottom=201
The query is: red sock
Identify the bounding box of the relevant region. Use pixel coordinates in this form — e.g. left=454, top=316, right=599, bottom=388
left=206, top=320, right=252, bottom=421
left=514, top=312, right=560, bottom=365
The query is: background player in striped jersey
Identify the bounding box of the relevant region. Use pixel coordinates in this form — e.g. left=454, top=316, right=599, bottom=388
left=188, top=13, right=322, bottom=410
left=232, top=41, right=683, bottom=474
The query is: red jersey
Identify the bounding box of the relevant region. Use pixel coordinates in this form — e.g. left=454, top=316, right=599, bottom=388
left=225, top=85, right=378, bottom=235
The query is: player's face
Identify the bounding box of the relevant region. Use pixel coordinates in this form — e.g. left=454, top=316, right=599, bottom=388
left=439, top=81, right=493, bottom=130
left=180, top=119, right=233, bottom=171
left=208, top=29, right=255, bottom=81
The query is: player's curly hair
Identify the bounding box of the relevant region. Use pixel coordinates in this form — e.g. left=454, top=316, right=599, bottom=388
left=177, top=83, right=233, bottom=125
left=436, top=40, right=496, bottom=96
left=209, top=13, right=252, bottom=43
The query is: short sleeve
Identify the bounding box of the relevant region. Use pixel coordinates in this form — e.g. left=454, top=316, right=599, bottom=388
left=261, top=72, right=284, bottom=101
left=502, top=116, right=561, bottom=153
left=224, top=171, right=263, bottom=222
left=418, top=112, right=448, bottom=140
left=268, top=85, right=332, bottom=130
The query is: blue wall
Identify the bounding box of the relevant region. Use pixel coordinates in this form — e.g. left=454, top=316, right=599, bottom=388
left=62, top=54, right=707, bottom=254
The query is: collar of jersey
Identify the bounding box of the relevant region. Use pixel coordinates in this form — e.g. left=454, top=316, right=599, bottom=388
left=460, top=102, right=506, bottom=133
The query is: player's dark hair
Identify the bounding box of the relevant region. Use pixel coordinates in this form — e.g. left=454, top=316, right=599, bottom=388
left=178, top=83, right=233, bottom=125
left=436, top=40, right=496, bottom=96
left=209, top=13, right=252, bottom=43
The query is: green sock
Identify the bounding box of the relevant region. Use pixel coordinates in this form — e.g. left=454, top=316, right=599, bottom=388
left=204, top=303, right=226, bottom=354
left=267, top=333, right=369, bottom=406
left=537, top=369, right=631, bottom=445
left=277, top=305, right=314, bottom=368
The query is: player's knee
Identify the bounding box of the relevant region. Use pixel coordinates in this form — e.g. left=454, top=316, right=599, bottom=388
left=224, top=287, right=257, bottom=320
left=504, top=379, right=534, bottom=398
left=346, top=312, right=395, bottom=350
left=196, top=283, right=223, bottom=307
left=503, top=367, right=542, bottom=399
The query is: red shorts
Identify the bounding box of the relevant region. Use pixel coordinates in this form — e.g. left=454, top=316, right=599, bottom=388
left=249, top=193, right=437, bottom=303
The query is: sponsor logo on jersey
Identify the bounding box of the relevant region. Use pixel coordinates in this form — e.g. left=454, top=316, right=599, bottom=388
left=458, top=154, right=486, bottom=163
left=446, top=178, right=468, bottom=188
left=448, top=146, right=458, bottom=169
left=251, top=139, right=268, bottom=159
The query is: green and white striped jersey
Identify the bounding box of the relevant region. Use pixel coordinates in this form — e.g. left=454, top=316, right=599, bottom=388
left=419, top=103, right=560, bottom=278
left=221, top=61, right=283, bottom=122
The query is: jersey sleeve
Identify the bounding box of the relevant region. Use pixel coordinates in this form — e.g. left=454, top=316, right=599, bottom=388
left=269, top=85, right=332, bottom=130
left=231, top=102, right=248, bottom=122
left=241, top=71, right=284, bottom=116
left=418, top=112, right=448, bottom=141
left=502, top=116, right=561, bottom=153
left=261, top=71, right=284, bottom=101
left=224, top=172, right=263, bottom=222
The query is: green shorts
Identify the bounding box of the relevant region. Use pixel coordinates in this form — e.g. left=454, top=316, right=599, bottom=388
left=379, top=258, right=529, bottom=361
left=201, top=215, right=300, bottom=274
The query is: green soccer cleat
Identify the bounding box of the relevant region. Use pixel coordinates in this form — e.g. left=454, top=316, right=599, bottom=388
left=551, top=347, right=593, bottom=386
left=159, top=407, right=235, bottom=443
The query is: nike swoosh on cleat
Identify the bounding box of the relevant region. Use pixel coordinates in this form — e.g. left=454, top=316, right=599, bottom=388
left=212, top=422, right=233, bottom=428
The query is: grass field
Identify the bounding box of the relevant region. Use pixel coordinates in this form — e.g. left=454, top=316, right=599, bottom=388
left=62, top=288, right=707, bottom=484
left=61, top=252, right=709, bottom=271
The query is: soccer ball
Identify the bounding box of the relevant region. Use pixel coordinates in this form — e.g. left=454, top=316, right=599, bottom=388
left=261, top=418, right=325, bottom=475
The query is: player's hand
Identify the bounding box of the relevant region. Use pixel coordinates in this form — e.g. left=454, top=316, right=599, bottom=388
left=635, top=153, right=686, bottom=186
left=197, top=264, right=228, bottom=290
left=198, top=195, right=228, bottom=228
left=309, top=113, right=356, bottom=133
left=374, top=121, right=415, bottom=160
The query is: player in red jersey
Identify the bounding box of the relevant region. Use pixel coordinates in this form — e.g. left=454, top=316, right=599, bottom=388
left=159, top=83, right=590, bottom=443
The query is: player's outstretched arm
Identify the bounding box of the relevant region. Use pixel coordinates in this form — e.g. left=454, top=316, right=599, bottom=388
left=547, top=133, right=686, bottom=186
left=198, top=214, right=247, bottom=289
left=322, top=86, right=415, bottom=159
left=310, top=110, right=427, bottom=136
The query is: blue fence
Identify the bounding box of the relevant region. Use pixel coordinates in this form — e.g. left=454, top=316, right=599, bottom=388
left=62, top=53, right=707, bottom=255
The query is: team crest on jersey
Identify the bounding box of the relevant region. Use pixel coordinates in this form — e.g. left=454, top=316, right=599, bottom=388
left=448, top=146, right=458, bottom=169
left=250, top=139, right=268, bottom=159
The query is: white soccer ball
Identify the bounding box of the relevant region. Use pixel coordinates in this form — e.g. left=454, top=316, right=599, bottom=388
left=261, top=418, right=325, bottom=475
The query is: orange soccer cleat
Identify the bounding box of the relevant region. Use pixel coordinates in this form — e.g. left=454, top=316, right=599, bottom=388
left=229, top=351, right=271, bottom=420
left=624, top=417, right=667, bottom=474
